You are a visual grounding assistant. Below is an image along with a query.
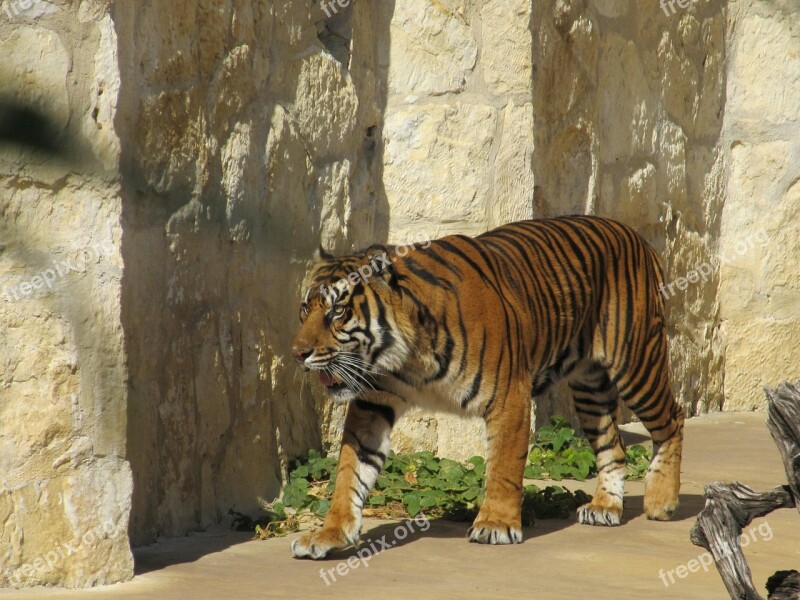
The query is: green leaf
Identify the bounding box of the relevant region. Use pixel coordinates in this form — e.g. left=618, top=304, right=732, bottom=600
left=312, top=499, right=330, bottom=516
left=466, top=456, right=486, bottom=478
left=460, top=487, right=479, bottom=501
left=292, top=465, right=310, bottom=479
left=524, top=463, right=543, bottom=479
left=282, top=479, right=310, bottom=509
left=271, top=501, right=286, bottom=520
left=384, top=488, right=405, bottom=501
left=404, top=493, right=421, bottom=516
left=423, top=458, right=440, bottom=473
left=549, top=427, right=575, bottom=453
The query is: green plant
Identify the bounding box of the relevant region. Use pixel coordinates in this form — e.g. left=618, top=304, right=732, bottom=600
left=624, top=442, right=651, bottom=480
left=252, top=449, right=590, bottom=539
left=525, top=416, right=596, bottom=480
left=246, top=416, right=651, bottom=539
left=524, top=416, right=652, bottom=482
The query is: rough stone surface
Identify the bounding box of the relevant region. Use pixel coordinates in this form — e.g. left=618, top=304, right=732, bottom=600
left=386, top=0, right=798, bottom=452
left=0, top=0, right=390, bottom=587
left=388, top=0, right=477, bottom=97
left=113, top=0, right=390, bottom=548
left=383, top=102, right=499, bottom=238
left=531, top=0, right=731, bottom=422
left=718, top=1, right=800, bottom=410
left=0, top=3, right=133, bottom=589
left=382, top=0, right=535, bottom=459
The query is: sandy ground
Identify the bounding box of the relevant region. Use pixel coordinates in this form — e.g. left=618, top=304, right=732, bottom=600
left=2, top=412, right=798, bottom=600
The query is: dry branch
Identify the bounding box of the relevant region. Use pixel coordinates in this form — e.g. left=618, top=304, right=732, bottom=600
left=689, top=382, right=800, bottom=600
left=765, top=382, right=800, bottom=511
left=766, top=571, right=800, bottom=600
left=690, top=483, right=794, bottom=599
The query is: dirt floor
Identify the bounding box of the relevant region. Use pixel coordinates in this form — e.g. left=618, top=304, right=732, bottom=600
left=2, top=412, right=798, bottom=600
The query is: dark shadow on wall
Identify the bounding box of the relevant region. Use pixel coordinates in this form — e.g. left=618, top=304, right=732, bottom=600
left=114, top=0, right=394, bottom=553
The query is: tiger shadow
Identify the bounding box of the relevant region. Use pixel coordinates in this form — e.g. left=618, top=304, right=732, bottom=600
left=318, top=491, right=706, bottom=562
left=319, top=427, right=703, bottom=561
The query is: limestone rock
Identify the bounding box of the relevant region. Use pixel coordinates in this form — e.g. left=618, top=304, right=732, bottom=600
left=480, top=0, right=533, bottom=96
left=384, top=102, right=498, bottom=238
left=388, top=0, right=477, bottom=96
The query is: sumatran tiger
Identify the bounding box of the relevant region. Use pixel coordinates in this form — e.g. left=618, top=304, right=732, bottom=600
left=290, top=215, right=684, bottom=558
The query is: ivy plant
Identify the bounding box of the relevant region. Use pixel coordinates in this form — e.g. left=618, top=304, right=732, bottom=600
left=241, top=416, right=651, bottom=539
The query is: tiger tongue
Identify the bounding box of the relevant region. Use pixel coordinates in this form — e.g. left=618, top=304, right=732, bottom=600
left=319, top=372, right=341, bottom=387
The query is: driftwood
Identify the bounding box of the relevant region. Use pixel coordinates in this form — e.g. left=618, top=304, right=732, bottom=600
left=690, top=381, right=800, bottom=600
left=767, top=571, right=800, bottom=600
left=765, top=383, right=800, bottom=513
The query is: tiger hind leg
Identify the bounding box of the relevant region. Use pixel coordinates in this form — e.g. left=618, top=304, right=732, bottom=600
left=639, top=399, right=683, bottom=521
left=568, top=361, right=626, bottom=526
left=611, top=346, right=683, bottom=521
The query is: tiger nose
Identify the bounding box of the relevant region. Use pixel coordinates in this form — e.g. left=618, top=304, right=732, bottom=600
left=292, top=347, right=312, bottom=363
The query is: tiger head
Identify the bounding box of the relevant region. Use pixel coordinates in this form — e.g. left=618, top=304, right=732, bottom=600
left=291, top=245, right=411, bottom=403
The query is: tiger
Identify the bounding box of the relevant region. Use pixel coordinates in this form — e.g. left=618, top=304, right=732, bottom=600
left=290, top=215, right=684, bottom=559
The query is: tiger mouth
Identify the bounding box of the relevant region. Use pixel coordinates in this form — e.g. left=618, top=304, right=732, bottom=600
left=319, top=371, right=347, bottom=391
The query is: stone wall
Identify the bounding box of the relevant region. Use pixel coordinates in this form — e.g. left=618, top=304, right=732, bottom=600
left=717, top=0, right=800, bottom=411
left=0, top=0, right=392, bottom=586
left=112, top=0, right=391, bottom=547
left=382, top=0, right=731, bottom=458
left=0, top=2, right=132, bottom=587
left=384, top=0, right=798, bottom=459
left=530, top=0, right=729, bottom=425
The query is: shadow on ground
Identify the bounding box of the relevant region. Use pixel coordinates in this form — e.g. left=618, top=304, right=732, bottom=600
left=133, top=530, right=254, bottom=575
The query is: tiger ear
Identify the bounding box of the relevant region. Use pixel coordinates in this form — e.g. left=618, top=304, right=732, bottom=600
left=313, top=245, right=334, bottom=262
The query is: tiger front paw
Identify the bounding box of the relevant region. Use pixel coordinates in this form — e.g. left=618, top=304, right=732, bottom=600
left=290, top=526, right=359, bottom=560
left=577, top=501, right=623, bottom=526
left=467, top=518, right=523, bottom=545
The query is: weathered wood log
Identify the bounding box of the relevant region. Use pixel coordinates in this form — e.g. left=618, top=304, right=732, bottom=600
left=765, top=382, right=800, bottom=511
left=766, top=571, right=800, bottom=600
left=690, top=483, right=794, bottom=600
left=689, top=382, right=800, bottom=600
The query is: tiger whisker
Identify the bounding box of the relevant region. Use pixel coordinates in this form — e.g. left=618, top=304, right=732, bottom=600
left=333, top=359, right=376, bottom=390
left=328, top=363, right=367, bottom=396
left=333, top=361, right=373, bottom=395
left=337, top=353, right=382, bottom=375
left=336, top=357, right=380, bottom=378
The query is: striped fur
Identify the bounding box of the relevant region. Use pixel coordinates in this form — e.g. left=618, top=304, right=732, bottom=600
left=290, top=216, right=684, bottom=558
